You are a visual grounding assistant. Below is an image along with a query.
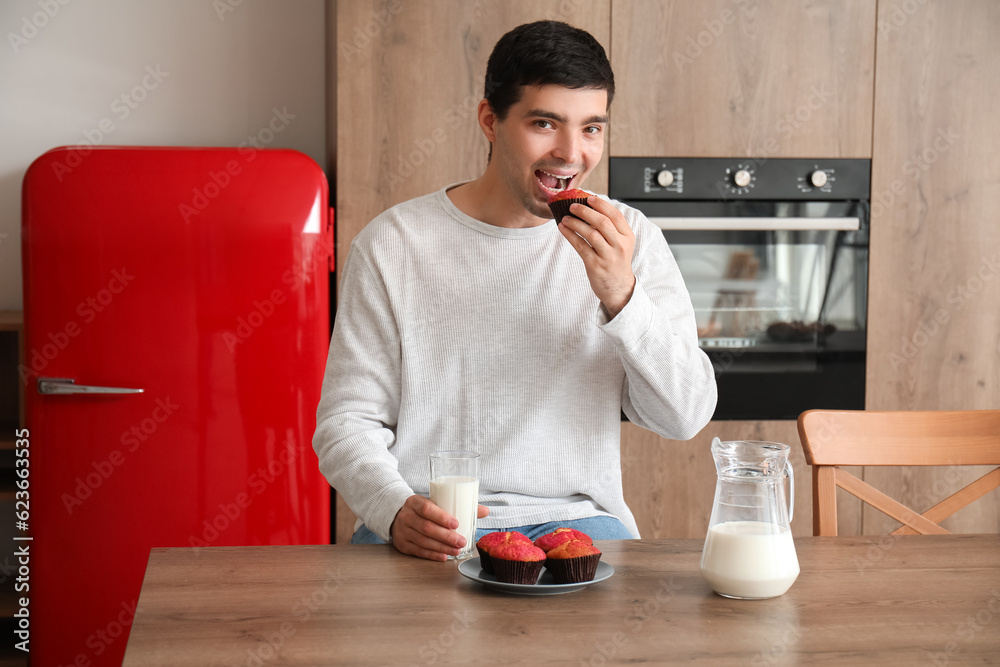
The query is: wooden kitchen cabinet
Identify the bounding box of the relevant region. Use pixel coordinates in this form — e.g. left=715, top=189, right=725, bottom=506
left=864, top=0, right=1000, bottom=533
left=609, top=0, right=876, bottom=158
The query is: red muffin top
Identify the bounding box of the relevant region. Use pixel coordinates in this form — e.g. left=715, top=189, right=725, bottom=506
left=476, top=531, right=531, bottom=553
left=548, top=188, right=592, bottom=203
left=545, top=539, right=602, bottom=560
left=534, top=528, right=594, bottom=552
left=490, top=541, right=546, bottom=562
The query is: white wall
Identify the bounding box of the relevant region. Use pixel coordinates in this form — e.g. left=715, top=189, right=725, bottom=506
left=0, top=0, right=327, bottom=309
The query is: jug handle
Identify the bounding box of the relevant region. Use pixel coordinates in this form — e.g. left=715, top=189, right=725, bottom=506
left=785, top=461, right=795, bottom=523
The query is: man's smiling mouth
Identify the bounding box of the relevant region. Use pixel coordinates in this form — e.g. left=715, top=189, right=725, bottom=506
left=535, top=169, right=577, bottom=195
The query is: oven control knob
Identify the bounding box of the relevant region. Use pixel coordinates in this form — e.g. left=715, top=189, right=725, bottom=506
left=733, top=169, right=752, bottom=188
left=656, top=169, right=674, bottom=187
left=810, top=170, right=828, bottom=188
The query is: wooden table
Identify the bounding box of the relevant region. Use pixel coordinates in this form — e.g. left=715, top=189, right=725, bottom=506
left=123, top=535, right=1000, bottom=666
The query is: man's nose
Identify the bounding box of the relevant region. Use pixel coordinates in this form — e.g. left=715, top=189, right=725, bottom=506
left=552, top=129, right=582, bottom=165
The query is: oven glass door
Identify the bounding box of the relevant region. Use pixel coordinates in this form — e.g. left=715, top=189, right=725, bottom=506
left=662, top=214, right=868, bottom=419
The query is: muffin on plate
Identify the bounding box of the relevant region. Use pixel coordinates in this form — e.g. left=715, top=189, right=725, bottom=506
left=544, top=539, right=602, bottom=584
left=533, top=527, right=594, bottom=553
left=548, top=188, right=594, bottom=223
left=475, top=531, right=531, bottom=575
left=490, top=541, right=547, bottom=585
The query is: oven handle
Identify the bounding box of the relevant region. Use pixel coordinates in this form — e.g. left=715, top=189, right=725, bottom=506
left=649, top=216, right=860, bottom=231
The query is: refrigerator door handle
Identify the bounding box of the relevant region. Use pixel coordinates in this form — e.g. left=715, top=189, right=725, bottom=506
left=38, top=378, right=145, bottom=395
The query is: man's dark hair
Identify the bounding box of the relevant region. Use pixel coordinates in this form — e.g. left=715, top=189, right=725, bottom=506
left=484, top=20, right=615, bottom=120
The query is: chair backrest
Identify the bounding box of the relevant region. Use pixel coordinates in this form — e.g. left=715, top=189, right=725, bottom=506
left=797, top=409, right=1000, bottom=536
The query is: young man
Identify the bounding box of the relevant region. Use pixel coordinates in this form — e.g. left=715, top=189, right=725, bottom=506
left=313, top=21, right=717, bottom=560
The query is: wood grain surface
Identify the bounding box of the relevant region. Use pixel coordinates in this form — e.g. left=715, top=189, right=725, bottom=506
left=609, top=0, right=876, bottom=158
left=866, top=0, right=1000, bottom=534
left=123, top=536, right=1000, bottom=666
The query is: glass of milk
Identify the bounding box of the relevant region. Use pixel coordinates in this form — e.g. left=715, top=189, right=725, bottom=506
left=429, top=450, right=480, bottom=560
left=700, top=438, right=799, bottom=599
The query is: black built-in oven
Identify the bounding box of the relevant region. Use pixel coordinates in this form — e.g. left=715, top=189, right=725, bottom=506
left=611, top=158, right=871, bottom=420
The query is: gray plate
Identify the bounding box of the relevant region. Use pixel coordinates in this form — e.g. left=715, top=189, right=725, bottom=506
left=457, top=557, right=614, bottom=595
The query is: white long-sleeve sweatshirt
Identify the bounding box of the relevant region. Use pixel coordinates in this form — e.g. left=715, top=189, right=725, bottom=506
left=313, top=185, right=717, bottom=540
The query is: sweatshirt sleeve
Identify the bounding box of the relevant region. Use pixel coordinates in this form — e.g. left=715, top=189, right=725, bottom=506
left=597, top=204, right=718, bottom=440
left=312, top=242, right=414, bottom=541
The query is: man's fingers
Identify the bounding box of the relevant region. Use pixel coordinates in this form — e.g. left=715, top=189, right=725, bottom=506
left=409, top=494, right=459, bottom=529
left=477, top=504, right=490, bottom=519
left=586, top=196, right=633, bottom=237
left=395, top=533, right=452, bottom=561
left=558, top=216, right=598, bottom=257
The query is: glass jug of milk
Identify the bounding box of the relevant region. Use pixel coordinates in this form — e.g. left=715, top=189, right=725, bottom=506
left=700, top=437, right=799, bottom=599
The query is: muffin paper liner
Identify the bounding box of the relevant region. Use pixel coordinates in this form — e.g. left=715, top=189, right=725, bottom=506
left=544, top=553, right=602, bottom=584
left=492, top=558, right=545, bottom=585
left=548, top=197, right=590, bottom=223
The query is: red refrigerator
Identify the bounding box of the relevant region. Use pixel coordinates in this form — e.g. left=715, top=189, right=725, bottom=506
left=21, top=146, right=333, bottom=666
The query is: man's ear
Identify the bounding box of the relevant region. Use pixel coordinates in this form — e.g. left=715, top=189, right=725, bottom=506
left=477, top=98, right=498, bottom=143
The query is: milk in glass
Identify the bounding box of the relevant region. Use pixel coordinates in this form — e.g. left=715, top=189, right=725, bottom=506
left=429, top=475, right=479, bottom=558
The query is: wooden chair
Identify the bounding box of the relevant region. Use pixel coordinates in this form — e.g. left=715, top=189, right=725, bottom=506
left=797, top=409, right=1000, bottom=536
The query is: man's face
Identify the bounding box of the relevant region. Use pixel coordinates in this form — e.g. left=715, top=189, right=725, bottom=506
left=489, top=84, right=608, bottom=220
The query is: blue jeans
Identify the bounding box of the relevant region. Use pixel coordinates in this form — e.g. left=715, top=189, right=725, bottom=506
left=350, top=515, right=634, bottom=544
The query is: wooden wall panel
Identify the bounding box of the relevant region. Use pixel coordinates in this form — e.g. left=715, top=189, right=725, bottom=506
left=333, top=0, right=612, bottom=544
left=865, top=0, right=1000, bottom=534
left=610, top=0, right=876, bottom=157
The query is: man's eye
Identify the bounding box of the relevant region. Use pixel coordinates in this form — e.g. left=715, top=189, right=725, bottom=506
left=584, top=126, right=603, bottom=135
left=535, top=120, right=554, bottom=129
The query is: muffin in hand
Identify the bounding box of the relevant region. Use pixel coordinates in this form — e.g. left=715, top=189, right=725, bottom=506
left=548, top=188, right=594, bottom=223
